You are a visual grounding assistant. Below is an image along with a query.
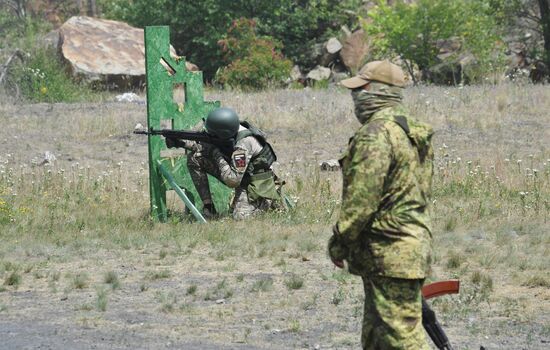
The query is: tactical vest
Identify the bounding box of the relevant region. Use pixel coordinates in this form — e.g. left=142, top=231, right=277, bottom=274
left=235, top=121, right=277, bottom=175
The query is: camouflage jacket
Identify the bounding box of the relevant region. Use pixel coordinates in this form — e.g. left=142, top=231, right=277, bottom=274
left=331, top=105, right=434, bottom=279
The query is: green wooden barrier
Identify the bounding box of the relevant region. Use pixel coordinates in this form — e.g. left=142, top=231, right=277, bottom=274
left=144, top=26, right=231, bottom=222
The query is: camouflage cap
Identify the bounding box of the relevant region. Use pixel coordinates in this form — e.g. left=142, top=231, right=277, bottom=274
left=340, top=60, right=406, bottom=88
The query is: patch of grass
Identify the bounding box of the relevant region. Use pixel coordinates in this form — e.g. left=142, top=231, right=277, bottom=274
left=77, top=303, right=93, bottom=311
left=301, top=293, right=319, bottom=311
left=0, top=304, right=6, bottom=312
left=96, top=288, right=108, bottom=312
left=288, top=319, right=301, bottom=333
left=470, top=270, right=493, bottom=296
left=49, top=270, right=61, bottom=282
left=103, top=271, right=120, bottom=290
left=284, top=273, right=304, bottom=290
left=23, top=264, right=34, bottom=274
left=332, top=287, right=346, bottom=305
left=186, top=284, right=198, bottom=295
left=446, top=251, right=463, bottom=269
left=274, top=258, right=286, bottom=267
left=444, top=216, right=458, bottom=232
left=204, top=278, right=234, bottom=301
left=159, top=248, right=168, bottom=260
left=156, top=291, right=177, bottom=313
left=4, top=271, right=21, bottom=287
left=250, top=276, right=273, bottom=293
left=71, top=272, right=89, bottom=289
left=11, top=46, right=105, bottom=103
left=236, top=273, right=245, bottom=282
left=145, top=269, right=171, bottom=281
left=522, top=275, right=550, bottom=288
left=33, top=270, right=45, bottom=279
left=331, top=270, right=352, bottom=284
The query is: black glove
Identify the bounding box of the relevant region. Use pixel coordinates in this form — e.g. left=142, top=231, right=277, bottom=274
left=165, top=137, right=181, bottom=149
left=328, top=225, right=349, bottom=266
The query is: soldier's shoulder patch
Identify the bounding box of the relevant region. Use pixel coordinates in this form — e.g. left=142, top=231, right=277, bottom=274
left=232, top=150, right=247, bottom=172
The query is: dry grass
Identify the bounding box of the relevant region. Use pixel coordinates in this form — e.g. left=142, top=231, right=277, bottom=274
left=0, top=84, right=548, bottom=349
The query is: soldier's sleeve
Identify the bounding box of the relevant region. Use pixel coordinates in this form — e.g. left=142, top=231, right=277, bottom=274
left=336, top=122, right=392, bottom=245
left=213, top=143, right=252, bottom=188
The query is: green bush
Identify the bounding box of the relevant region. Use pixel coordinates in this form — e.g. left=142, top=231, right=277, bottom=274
left=366, top=0, right=505, bottom=82
left=11, top=47, right=96, bottom=103
left=216, top=18, right=292, bottom=91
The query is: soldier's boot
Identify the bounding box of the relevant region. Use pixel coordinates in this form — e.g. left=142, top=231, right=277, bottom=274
left=202, top=202, right=218, bottom=220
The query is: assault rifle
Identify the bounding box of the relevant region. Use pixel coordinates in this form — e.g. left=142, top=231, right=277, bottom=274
left=422, top=280, right=459, bottom=350
left=133, top=128, right=235, bottom=154
left=422, top=298, right=454, bottom=349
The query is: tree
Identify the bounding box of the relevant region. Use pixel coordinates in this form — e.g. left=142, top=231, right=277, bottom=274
left=0, top=0, right=27, bottom=18
left=489, top=0, right=550, bottom=78
left=216, top=18, right=292, bottom=90
left=366, top=0, right=504, bottom=83
left=539, top=0, right=550, bottom=72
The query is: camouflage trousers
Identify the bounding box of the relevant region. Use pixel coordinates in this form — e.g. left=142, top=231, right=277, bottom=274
left=187, top=151, right=273, bottom=220
left=361, top=276, right=429, bottom=350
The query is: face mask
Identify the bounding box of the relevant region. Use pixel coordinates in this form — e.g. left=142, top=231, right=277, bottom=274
left=351, top=83, right=404, bottom=124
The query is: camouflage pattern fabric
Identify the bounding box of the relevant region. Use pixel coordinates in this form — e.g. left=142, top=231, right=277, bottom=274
left=330, top=103, right=434, bottom=279
left=186, top=125, right=278, bottom=220
left=361, top=276, right=429, bottom=350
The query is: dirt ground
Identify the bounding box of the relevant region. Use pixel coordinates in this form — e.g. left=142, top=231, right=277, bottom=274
left=0, top=87, right=549, bottom=349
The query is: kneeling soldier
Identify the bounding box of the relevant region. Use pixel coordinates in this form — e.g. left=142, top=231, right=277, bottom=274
left=166, top=107, right=283, bottom=220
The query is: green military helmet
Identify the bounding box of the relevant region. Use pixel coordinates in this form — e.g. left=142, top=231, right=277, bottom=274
left=205, top=107, right=240, bottom=139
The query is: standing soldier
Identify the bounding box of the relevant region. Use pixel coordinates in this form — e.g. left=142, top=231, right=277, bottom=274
left=328, top=60, right=434, bottom=349
left=166, top=107, right=283, bottom=220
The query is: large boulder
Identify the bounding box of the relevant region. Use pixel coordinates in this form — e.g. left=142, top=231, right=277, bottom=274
left=318, top=37, right=343, bottom=67
left=424, top=53, right=476, bottom=85
left=58, top=16, right=197, bottom=88
left=306, top=66, right=331, bottom=82
left=340, top=29, right=370, bottom=74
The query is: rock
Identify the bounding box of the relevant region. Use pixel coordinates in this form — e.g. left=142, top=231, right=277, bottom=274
left=39, top=151, right=56, bottom=166
left=42, top=29, right=60, bottom=49
left=289, top=65, right=304, bottom=82
left=424, top=53, right=477, bottom=85
left=529, top=60, right=549, bottom=83
left=58, top=16, right=197, bottom=88
left=340, top=29, right=369, bottom=73
left=306, top=66, right=331, bottom=82
left=435, top=36, right=462, bottom=61
left=319, top=37, right=343, bottom=66
left=115, top=92, right=145, bottom=104
left=330, top=71, right=349, bottom=83
left=320, top=159, right=340, bottom=171
left=326, top=38, right=342, bottom=54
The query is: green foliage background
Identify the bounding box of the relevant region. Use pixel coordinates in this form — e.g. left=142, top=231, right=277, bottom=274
left=216, top=18, right=292, bottom=91
left=366, top=0, right=506, bottom=82
left=99, top=0, right=361, bottom=80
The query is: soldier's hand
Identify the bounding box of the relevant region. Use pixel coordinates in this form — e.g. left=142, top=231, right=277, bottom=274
left=331, top=258, right=345, bottom=269
left=328, top=225, right=348, bottom=269
left=165, top=137, right=178, bottom=149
